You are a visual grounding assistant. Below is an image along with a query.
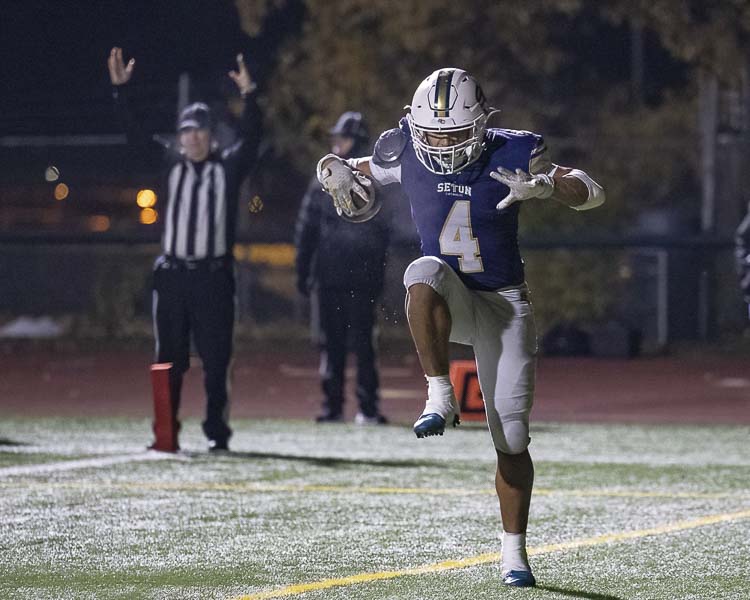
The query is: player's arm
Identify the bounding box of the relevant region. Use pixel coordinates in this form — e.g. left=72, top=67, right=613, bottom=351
left=317, top=125, right=405, bottom=190
left=492, top=136, right=605, bottom=211
left=316, top=128, right=404, bottom=222
left=547, top=165, right=605, bottom=211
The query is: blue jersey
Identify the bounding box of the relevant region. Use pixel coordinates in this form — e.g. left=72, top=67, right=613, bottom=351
left=372, top=119, right=548, bottom=291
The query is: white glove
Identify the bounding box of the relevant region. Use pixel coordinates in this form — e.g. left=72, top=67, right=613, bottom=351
left=316, top=154, right=369, bottom=218
left=490, top=167, right=555, bottom=210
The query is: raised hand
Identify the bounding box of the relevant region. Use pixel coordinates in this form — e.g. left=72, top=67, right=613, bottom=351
left=107, top=47, right=135, bottom=86
left=490, top=167, right=555, bottom=210
left=228, top=53, right=256, bottom=96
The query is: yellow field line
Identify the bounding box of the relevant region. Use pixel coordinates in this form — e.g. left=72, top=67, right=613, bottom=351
left=2, top=480, right=748, bottom=500
left=231, top=508, right=750, bottom=600
left=535, top=488, right=746, bottom=500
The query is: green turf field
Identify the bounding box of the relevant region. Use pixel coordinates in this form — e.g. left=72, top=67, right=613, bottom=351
left=1, top=418, right=748, bottom=599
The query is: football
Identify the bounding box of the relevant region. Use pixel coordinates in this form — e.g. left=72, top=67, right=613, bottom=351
left=342, top=172, right=382, bottom=223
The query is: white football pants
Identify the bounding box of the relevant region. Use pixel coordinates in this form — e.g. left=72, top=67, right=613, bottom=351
left=404, top=256, right=538, bottom=454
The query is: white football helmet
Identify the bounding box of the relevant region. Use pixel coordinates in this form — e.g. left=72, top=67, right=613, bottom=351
left=406, top=68, right=497, bottom=175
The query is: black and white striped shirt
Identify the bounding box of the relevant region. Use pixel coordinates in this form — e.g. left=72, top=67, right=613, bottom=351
left=114, top=87, right=262, bottom=259
left=164, top=159, right=228, bottom=259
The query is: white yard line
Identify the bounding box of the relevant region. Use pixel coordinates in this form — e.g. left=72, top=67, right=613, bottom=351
left=0, top=451, right=180, bottom=477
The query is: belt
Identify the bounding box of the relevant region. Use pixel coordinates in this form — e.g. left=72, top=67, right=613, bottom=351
left=158, top=255, right=233, bottom=271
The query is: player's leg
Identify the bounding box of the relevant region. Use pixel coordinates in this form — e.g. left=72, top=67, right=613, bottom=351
left=317, top=287, right=348, bottom=422
left=190, top=266, right=234, bottom=450
left=473, top=287, right=537, bottom=586
left=403, top=256, right=474, bottom=437
left=495, top=450, right=534, bottom=586
left=406, top=282, right=451, bottom=375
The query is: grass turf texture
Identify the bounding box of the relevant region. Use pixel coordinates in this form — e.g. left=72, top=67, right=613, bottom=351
left=0, top=418, right=748, bottom=600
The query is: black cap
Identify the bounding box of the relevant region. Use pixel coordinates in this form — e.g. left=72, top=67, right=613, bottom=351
left=178, top=102, right=212, bottom=131
left=329, top=111, right=369, bottom=142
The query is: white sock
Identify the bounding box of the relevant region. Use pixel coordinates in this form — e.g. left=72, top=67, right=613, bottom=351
left=424, top=375, right=455, bottom=414
left=501, top=532, right=530, bottom=573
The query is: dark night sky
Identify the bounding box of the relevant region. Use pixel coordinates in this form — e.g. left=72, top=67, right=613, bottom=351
left=0, top=1, right=268, bottom=135
left=0, top=1, right=684, bottom=137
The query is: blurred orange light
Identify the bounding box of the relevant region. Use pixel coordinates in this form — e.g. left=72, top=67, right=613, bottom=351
left=136, top=189, right=157, bottom=208
left=54, top=183, right=69, bottom=201
left=233, top=244, right=247, bottom=261
left=88, top=215, right=111, bottom=232
left=140, top=207, right=158, bottom=225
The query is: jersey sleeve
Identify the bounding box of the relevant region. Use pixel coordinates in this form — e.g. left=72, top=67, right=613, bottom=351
left=369, top=159, right=401, bottom=185
left=528, top=136, right=553, bottom=175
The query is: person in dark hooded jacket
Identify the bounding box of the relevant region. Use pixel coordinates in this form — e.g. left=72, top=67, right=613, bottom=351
left=295, top=112, right=391, bottom=424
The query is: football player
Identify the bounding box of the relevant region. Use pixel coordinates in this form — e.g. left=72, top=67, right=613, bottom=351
left=317, top=68, right=605, bottom=587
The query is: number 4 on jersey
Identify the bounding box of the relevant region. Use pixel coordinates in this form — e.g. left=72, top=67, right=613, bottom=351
left=439, top=200, right=483, bottom=273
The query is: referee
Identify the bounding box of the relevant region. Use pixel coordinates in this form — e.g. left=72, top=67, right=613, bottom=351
left=108, top=47, right=262, bottom=452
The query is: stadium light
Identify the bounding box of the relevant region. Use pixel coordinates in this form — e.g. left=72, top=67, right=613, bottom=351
left=54, top=183, right=69, bottom=201
left=136, top=189, right=157, bottom=208
left=140, top=207, right=158, bottom=225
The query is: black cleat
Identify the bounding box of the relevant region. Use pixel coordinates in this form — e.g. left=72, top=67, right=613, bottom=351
left=413, top=413, right=460, bottom=438
left=502, top=570, right=536, bottom=587
left=315, top=412, right=344, bottom=423
left=208, top=439, right=229, bottom=453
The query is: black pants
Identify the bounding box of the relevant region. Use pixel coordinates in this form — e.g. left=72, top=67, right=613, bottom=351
left=317, top=287, right=380, bottom=417
left=152, top=257, right=235, bottom=443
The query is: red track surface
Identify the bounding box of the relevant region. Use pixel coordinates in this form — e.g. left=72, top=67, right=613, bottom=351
left=1, top=344, right=748, bottom=425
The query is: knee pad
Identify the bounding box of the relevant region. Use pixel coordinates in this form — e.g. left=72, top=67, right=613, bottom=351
left=494, top=417, right=530, bottom=455
left=403, top=256, right=449, bottom=296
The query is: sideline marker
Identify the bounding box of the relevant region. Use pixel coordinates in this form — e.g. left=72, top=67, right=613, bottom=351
left=450, top=360, right=485, bottom=421
left=150, top=363, right=178, bottom=452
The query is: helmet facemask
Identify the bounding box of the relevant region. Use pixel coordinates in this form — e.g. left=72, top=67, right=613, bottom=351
left=407, top=111, right=489, bottom=175
left=406, top=68, right=496, bottom=175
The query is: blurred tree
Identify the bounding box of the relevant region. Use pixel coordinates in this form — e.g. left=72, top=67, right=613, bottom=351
left=236, top=0, right=580, bottom=170
left=234, top=0, right=748, bottom=336
left=601, top=0, right=750, bottom=79
left=235, top=0, right=272, bottom=35
left=233, top=0, right=721, bottom=223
